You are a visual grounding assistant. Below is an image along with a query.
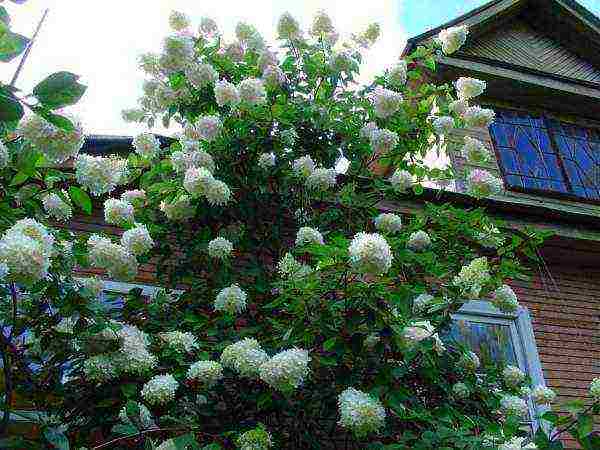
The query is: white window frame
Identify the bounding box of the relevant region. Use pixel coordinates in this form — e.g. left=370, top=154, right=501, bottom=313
left=454, top=300, right=549, bottom=432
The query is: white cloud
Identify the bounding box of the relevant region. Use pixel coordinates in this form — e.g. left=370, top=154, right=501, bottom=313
left=0, top=0, right=406, bottom=135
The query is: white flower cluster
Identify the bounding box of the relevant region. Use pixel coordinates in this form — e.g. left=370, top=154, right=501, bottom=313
left=432, top=116, right=454, bottom=135
left=306, top=167, right=337, bottom=191
left=171, top=148, right=215, bottom=174
left=500, top=394, right=528, bottom=419
left=491, top=284, right=520, bottom=313
left=114, top=323, right=158, bottom=375
left=79, top=276, right=104, bottom=298
left=0, top=141, right=9, bottom=169
left=371, top=86, right=403, bottom=119
left=455, top=77, right=486, bottom=100
left=208, top=237, right=233, bottom=259
left=18, top=114, right=84, bottom=164
left=132, top=133, right=160, bottom=159
left=141, top=374, right=178, bottom=406
left=277, top=12, right=302, bottom=40
left=87, top=235, right=138, bottom=280
left=388, top=168, right=413, bottom=193
left=531, top=385, right=556, bottom=405
left=370, top=128, right=399, bottom=154
left=185, top=62, right=218, bottom=90
left=311, top=10, right=335, bottom=37
left=401, top=321, right=445, bottom=354
left=452, top=382, right=470, bottom=400
left=239, top=77, right=266, bottom=105
left=220, top=338, right=269, bottom=378
left=199, top=17, right=219, bottom=37
left=168, top=10, right=190, bottom=31
left=277, top=253, right=312, bottom=280
left=438, top=25, right=468, bottom=55
left=183, top=167, right=231, bottom=206
left=121, top=224, right=154, bottom=256
left=214, top=284, right=247, bottom=314
left=373, top=213, right=402, bottom=234
left=75, top=154, right=128, bottom=196
left=458, top=351, right=480, bottom=371
left=348, top=232, right=393, bottom=275
left=42, top=192, right=72, bottom=222
left=104, top=198, right=134, bottom=225
left=292, top=155, right=316, bottom=177
left=160, top=195, right=193, bottom=221
left=462, top=136, right=489, bottom=164
left=187, top=360, right=223, bottom=385
left=158, top=331, right=198, bottom=354
left=388, top=60, right=407, bottom=86
left=499, top=437, right=537, bottom=450
left=119, top=402, right=155, bottom=429
left=407, top=230, right=431, bottom=252
left=453, top=256, right=490, bottom=299
left=259, top=348, right=310, bottom=392
left=590, top=377, right=600, bottom=401
left=467, top=169, right=503, bottom=198
left=463, top=106, right=496, bottom=128
left=193, top=115, right=223, bottom=142
left=160, top=35, right=195, bottom=74
left=237, top=426, right=273, bottom=450
left=258, top=152, right=276, bottom=170
left=214, top=80, right=241, bottom=107
left=338, top=387, right=386, bottom=437
left=83, top=355, right=118, bottom=383
left=295, top=227, right=324, bottom=246
left=412, top=293, right=434, bottom=314
left=502, top=365, right=526, bottom=386
left=0, top=219, right=53, bottom=284
left=449, top=99, right=469, bottom=116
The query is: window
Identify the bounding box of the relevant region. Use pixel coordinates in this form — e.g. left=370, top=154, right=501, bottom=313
left=448, top=300, right=549, bottom=432
left=489, top=108, right=600, bottom=201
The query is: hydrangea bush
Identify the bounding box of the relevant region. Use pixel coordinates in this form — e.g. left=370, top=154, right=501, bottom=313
left=1, top=7, right=599, bottom=450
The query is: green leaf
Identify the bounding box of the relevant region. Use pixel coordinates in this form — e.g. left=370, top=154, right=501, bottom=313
left=173, top=433, right=201, bottom=449
left=10, top=171, right=28, bottom=186
left=69, top=186, right=92, bottom=214
left=0, top=7, right=10, bottom=27
left=33, top=71, right=87, bottom=109
left=0, top=89, right=23, bottom=122
left=0, top=31, right=28, bottom=62
left=120, top=383, right=137, bottom=398
left=44, top=428, right=70, bottom=450
left=577, top=413, right=594, bottom=438
left=323, top=337, right=337, bottom=351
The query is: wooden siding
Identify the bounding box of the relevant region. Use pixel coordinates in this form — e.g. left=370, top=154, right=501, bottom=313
left=459, top=19, right=600, bottom=84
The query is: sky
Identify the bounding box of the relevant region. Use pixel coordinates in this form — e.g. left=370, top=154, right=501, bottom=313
left=0, top=0, right=599, bottom=136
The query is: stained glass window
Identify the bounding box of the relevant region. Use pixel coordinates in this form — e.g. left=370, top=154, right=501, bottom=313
left=489, top=108, right=600, bottom=201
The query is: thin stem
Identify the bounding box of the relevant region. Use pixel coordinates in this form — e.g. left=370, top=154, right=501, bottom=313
left=0, top=350, right=12, bottom=436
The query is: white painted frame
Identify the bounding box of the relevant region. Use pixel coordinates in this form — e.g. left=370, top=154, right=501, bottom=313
left=454, top=300, right=550, bottom=432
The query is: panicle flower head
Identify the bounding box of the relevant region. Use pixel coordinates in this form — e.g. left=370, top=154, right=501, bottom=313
left=453, top=256, right=490, bottom=299
left=311, top=10, right=335, bottom=37
left=452, top=382, right=470, bottom=400
left=114, top=323, right=157, bottom=375
left=462, top=106, right=495, bottom=128
left=277, top=12, right=302, bottom=40
left=141, top=374, right=178, bottom=406
left=412, top=293, right=434, bottom=314
left=499, top=437, right=538, bottom=450
left=462, top=136, right=489, bottom=164
left=83, top=355, right=118, bottom=383
left=171, top=149, right=215, bottom=174
left=258, top=152, right=276, bottom=170
left=388, top=61, right=407, bottom=86
left=5, top=218, right=54, bottom=254
left=204, top=178, right=231, bottom=206
left=401, top=320, right=435, bottom=346
left=502, top=365, right=526, bottom=387
left=370, top=128, right=399, bottom=154
left=183, top=166, right=214, bottom=197
left=121, top=189, right=146, bottom=206
left=531, top=385, right=556, bottom=405
left=138, top=52, right=161, bottom=76
left=121, top=224, right=154, bottom=256
left=277, top=253, right=312, bottom=280
left=163, top=34, right=194, bottom=60
left=360, top=121, right=379, bottom=140
left=388, top=168, right=413, bottom=193
left=438, top=25, right=468, bottom=55
left=262, top=65, right=285, bottom=87
left=295, top=227, right=324, bottom=246
left=500, top=394, right=528, bottom=419
left=373, top=213, right=402, bottom=234
left=221, top=338, right=269, bottom=378
left=292, top=155, right=316, bottom=178
left=449, top=99, right=469, bottom=116
left=168, top=10, right=190, bottom=31
left=237, top=425, right=273, bottom=450
left=75, top=154, right=128, bottom=196
left=338, top=387, right=386, bottom=437
left=0, top=233, right=49, bottom=284
left=119, top=402, right=154, bottom=429
left=132, top=133, right=160, bottom=159
left=305, top=167, right=337, bottom=191
left=215, top=284, right=247, bottom=314
left=187, top=360, right=223, bottom=385
left=259, top=348, right=310, bottom=392
left=371, top=86, right=403, bottom=119
left=467, top=169, right=503, bottom=198
left=199, top=17, right=219, bottom=37
left=160, top=195, right=193, bottom=221
left=18, top=114, right=84, bottom=164
left=87, top=235, right=138, bottom=281
left=239, top=78, right=266, bottom=105
left=208, top=237, right=233, bottom=259
left=42, top=192, right=72, bottom=222
left=353, top=22, right=380, bottom=48
left=214, top=80, right=241, bottom=107
left=348, top=232, right=393, bottom=275
left=458, top=351, right=480, bottom=371
left=194, top=115, right=223, bottom=142
left=432, top=116, right=454, bottom=135
left=158, top=331, right=198, bottom=354
left=589, top=377, right=600, bottom=400
left=455, top=77, right=486, bottom=100
left=280, top=128, right=298, bottom=147
left=407, top=230, right=431, bottom=252
left=104, top=198, right=134, bottom=225
left=491, top=284, right=519, bottom=313
left=224, top=41, right=245, bottom=61
left=185, top=62, right=218, bottom=89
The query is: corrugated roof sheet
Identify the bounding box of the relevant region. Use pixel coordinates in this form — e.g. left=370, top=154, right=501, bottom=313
left=459, top=20, right=600, bottom=83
